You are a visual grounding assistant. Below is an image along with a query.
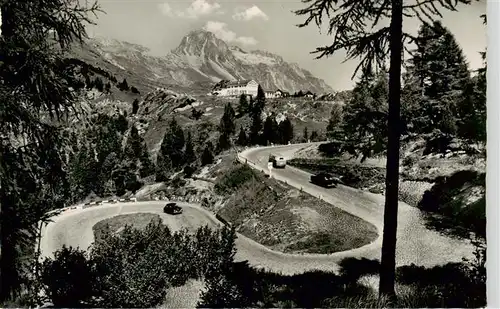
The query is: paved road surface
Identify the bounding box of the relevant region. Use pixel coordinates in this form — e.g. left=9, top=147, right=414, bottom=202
left=38, top=143, right=476, bottom=306
left=241, top=143, right=475, bottom=268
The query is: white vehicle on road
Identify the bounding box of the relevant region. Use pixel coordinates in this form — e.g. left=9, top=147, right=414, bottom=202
left=269, top=153, right=287, bottom=168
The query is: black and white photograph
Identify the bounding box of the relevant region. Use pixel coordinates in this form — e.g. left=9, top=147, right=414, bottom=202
left=0, top=0, right=492, bottom=307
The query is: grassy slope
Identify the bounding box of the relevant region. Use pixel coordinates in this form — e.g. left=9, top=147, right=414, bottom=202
left=92, top=213, right=162, bottom=242
left=215, top=163, right=378, bottom=254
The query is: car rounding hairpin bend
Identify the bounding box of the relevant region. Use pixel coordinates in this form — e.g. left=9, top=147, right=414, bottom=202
left=163, top=202, right=183, bottom=215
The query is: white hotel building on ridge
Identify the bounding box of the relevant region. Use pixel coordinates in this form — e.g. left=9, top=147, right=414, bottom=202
left=214, top=79, right=259, bottom=97
left=212, top=79, right=289, bottom=99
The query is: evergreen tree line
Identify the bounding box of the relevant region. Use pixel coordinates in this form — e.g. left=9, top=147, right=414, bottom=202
left=217, top=86, right=295, bottom=151
left=156, top=117, right=215, bottom=182
left=325, top=21, right=486, bottom=160
left=68, top=114, right=154, bottom=201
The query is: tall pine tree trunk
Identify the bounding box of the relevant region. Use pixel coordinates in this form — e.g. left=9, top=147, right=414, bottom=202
left=379, top=0, right=403, bottom=297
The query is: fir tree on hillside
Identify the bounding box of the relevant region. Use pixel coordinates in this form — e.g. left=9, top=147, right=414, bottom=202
left=326, top=103, right=344, bottom=140
left=236, top=127, right=248, bottom=146
left=132, top=99, right=139, bottom=115
left=310, top=130, right=319, bottom=142
left=219, top=103, right=236, bottom=136
left=201, top=142, right=215, bottom=166
left=262, top=114, right=279, bottom=145
left=249, top=89, right=265, bottom=145
left=124, top=126, right=153, bottom=178
left=303, top=127, right=309, bottom=142
left=0, top=0, right=101, bottom=301
left=94, top=77, right=104, bottom=92
left=118, top=78, right=129, bottom=91
left=341, top=70, right=388, bottom=160
left=156, top=118, right=185, bottom=181
left=184, top=131, right=196, bottom=165
left=254, top=85, right=266, bottom=114
left=218, top=103, right=236, bottom=151
left=409, top=21, right=471, bottom=135
left=237, top=94, right=249, bottom=115
left=278, top=118, right=294, bottom=145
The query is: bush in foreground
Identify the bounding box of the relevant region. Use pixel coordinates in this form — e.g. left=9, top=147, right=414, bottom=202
left=39, top=221, right=237, bottom=308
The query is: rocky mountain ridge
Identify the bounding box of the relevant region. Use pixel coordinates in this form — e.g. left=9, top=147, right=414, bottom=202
left=73, top=29, right=334, bottom=94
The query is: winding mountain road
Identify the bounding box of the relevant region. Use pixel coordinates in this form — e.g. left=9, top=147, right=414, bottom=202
left=39, top=142, right=475, bottom=277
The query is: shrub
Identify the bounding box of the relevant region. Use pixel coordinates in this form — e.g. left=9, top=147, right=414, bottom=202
left=215, top=165, right=257, bottom=194
left=183, top=165, right=195, bottom=178
left=419, top=170, right=485, bottom=237
left=41, top=246, right=95, bottom=308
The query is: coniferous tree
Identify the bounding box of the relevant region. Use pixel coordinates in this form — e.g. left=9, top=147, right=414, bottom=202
left=249, top=89, right=265, bottom=145
left=262, top=114, right=279, bottom=145
left=118, top=78, right=129, bottom=91
left=294, top=0, right=468, bottom=296
left=341, top=71, right=388, bottom=161
left=0, top=0, right=101, bottom=301
left=219, top=103, right=236, bottom=136
left=249, top=113, right=263, bottom=146
left=254, top=85, right=266, bottom=114
left=326, top=103, right=344, bottom=140
left=184, top=131, right=196, bottom=165
left=124, top=126, right=142, bottom=161
left=105, top=82, right=111, bottom=93
left=303, top=126, right=309, bottom=142
left=310, top=130, right=319, bottom=142
left=201, top=142, right=215, bottom=166
left=132, top=99, right=139, bottom=115
left=155, top=118, right=185, bottom=180
left=237, top=94, right=249, bottom=115
left=94, top=77, right=104, bottom=92
left=124, top=126, right=153, bottom=178
left=278, top=118, right=294, bottom=144
left=218, top=103, right=236, bottom=151
left=217, top=133, right=231, bottom=152
left=236, top=126, right=248, bottom=146
left=409, top=21, right=471, bottom=135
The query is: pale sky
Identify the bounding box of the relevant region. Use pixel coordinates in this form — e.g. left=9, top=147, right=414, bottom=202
left=86, top=0, right=487, bottom=90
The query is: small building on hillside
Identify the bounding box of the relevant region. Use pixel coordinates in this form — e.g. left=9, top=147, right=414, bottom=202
left=274, top=89, right=284, bottom=98
left=265, top=91, right=277, bottom=99
left=304, top=91, right=315, bottom=98
left=214, top=79, right=259, bottom=97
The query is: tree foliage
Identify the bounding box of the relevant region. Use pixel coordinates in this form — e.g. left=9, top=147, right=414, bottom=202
left=236, top=126, right=248, bottom=146
left=262, top=114, right=279, bottom=145
left=41, top=246, right=95, bottom=308
left=41, top=222, right=238, bottom=308
left=218, top=103, right=236, bottom=151
left=158, top=117, right=185, bottom=172
left=295, top=0, right=471, bottom=298
left=238, top=94, right=249, bottom=115
left=201, top=142, right=215, bottom=166
left=184, top=130, right=197, bottom=165
left=0, top=0, right=101, bottom=301
left=132, top=99, right=139, bottom=115
left=278, top=118, right=294, bottom=145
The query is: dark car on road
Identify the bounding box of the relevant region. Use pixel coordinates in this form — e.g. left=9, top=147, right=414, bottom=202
left=310, top=172, right=341, bottom=188
left=163, top=202, right=183, bottom=215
